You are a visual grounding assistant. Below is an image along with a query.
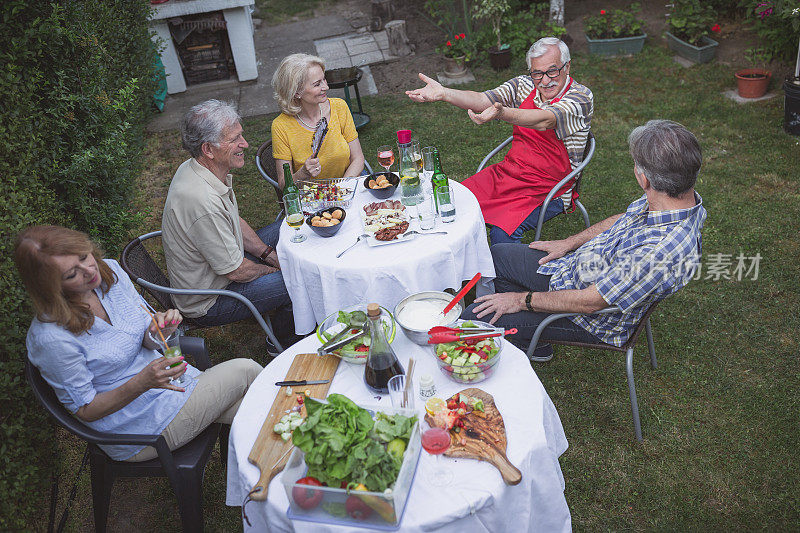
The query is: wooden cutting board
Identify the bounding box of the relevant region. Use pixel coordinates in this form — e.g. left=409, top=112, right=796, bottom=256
left=247, top=352, right=341, bottom=501
left=424, top=387, right=521, bottom=485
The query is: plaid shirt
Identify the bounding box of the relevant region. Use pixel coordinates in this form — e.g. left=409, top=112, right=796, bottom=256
left=538, top=193, right=706, bottom=346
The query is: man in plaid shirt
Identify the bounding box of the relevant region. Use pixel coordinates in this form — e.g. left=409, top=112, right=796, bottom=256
left=462, top=120, right=707, bottom=357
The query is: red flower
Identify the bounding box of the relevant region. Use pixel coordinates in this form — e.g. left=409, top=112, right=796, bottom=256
left=711, top=23, right=721, bottom=33
left=460, top=33, right=465, bottom=38
left=600, top=9, right=606, bottom=14
left=446, top=41, right=452, bottom=46
left=454, top=34, right=460, bottom=40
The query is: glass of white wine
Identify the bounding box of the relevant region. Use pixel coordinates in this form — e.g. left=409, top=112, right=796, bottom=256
left=284, top=192, right=306, bottom=243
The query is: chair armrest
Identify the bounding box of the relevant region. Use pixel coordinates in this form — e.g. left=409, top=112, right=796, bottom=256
left=133, top=280, right=283, bottom=352
left=476, top=136, right=513, bottom=173
left=179, top=336, right=211, bottom=370
left=527, top=305, right=622, bottom=359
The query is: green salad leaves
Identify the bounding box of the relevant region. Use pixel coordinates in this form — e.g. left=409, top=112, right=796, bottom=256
left=292, top=394, right=417, bottom=491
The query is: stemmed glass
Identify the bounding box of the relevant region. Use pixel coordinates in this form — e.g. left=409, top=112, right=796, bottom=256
left=421, top=424, right=454, bottom=486
left=377, top=145, right=395, bottom=172
left=411, top=140, right=423, bottom=174
left=284, top=192, right=306, bottom=243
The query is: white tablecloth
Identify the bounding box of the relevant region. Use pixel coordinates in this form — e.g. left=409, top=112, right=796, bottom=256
left=226, top=332, right=572, bottom=532
left=277, top=180, right=496, bottom=335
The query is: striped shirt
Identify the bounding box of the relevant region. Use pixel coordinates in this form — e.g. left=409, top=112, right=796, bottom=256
left=537, top=193, right=706, bottom=346
left=484, top=76, right=593, bottom=205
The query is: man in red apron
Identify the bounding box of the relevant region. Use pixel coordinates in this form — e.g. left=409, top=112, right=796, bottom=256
left=406, top=37, right=593, bottom=245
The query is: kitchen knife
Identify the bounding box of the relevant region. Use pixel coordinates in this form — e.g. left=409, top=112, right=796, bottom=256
left=275, top=379, right=330, bottom=387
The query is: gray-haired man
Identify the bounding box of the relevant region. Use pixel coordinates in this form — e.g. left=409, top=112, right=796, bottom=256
left=406, top=37, right=593, bottom=246
left=162, top=99, right=295, bottom=350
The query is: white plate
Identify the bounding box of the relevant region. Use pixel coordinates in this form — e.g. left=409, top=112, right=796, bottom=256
left=360, top=202, right=412, bottom=246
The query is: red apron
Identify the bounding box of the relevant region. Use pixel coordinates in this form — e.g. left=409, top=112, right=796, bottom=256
left=464, top=80, right=575, bottom=235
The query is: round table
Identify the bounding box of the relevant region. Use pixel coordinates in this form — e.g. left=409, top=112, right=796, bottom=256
left=277, top=180, right=496, bottom=335
left=225, top=333, right=572, bottom=532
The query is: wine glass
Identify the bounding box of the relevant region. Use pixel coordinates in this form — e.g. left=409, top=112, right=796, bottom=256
left=284, top=192, right=306, bottom=243
left=377, top=145, right=395, bottom=172
left=422, top=146, right=436, bottom=195
left=421, top=425, right=454, bottom=486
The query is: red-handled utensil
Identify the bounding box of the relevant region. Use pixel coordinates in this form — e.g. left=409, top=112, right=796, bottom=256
left=427, top=328, right=517, bottom=344
left=428, top=325, right=498, bottom=335
left=440, top=273, right=482, bottom=317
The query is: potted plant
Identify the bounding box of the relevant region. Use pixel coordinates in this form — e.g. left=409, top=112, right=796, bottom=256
left=665, top=0, right=720, bottom=63
left=473, top=0, right=512, bottom=70
left=437, top=33, right=474, bottom=76
left=583, top=4, right=647, bottom=57
left=735, top=47, right=772, bottom=98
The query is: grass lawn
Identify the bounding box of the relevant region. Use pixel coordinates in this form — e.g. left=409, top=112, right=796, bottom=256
left=49, top=43, right=799, bottom=531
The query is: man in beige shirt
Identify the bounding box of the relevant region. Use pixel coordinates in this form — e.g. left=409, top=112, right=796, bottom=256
left=162, top=99, right=295, bottom=351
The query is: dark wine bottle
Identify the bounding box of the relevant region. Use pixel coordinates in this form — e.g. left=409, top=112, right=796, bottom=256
left=282, top=162, right=299, bottom=197
left=364, top=303, right=404, bottom=394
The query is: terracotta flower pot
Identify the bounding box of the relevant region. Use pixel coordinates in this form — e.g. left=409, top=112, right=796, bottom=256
left=443, top=55, right=468, bottom=77
left=735, top=69, right=772, bottom=99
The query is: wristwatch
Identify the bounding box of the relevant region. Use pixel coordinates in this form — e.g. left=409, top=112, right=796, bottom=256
left=525, top=291, right=534, bottom=311
left=259, top=246, right=274, bottom=263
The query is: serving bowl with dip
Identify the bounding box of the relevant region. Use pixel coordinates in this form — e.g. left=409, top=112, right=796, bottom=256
left=394, top=291, right=462, bottom=345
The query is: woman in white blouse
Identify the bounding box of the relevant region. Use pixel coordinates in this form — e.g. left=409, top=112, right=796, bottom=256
left=16, top=225, right=262, bottom=462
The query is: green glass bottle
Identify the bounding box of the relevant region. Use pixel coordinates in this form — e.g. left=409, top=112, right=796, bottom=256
left=431, top=149, right=449, bottom=213
left=282, top=163, right=299, bottom=197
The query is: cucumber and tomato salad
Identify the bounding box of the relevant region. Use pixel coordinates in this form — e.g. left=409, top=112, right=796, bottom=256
left=434, top=321, right=500, bottom=380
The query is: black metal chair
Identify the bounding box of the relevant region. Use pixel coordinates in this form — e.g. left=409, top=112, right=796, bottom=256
left=120, top=231, right=284, bottom=352
left=476, top=131, right=596, bottom=241
left=256, top=141, right=375, bottom=221
left=526, top=302, right=659, bottom=442
left=26, top=336, right=224, bottom=532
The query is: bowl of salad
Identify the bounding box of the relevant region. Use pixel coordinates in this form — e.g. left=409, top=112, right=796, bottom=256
left=316, top=305, right=396, bottom=364
left=431, top=320, right=502, bottom=384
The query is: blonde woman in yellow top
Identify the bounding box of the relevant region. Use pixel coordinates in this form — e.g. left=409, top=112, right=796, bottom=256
left=271, top=54, right=366, bottom=186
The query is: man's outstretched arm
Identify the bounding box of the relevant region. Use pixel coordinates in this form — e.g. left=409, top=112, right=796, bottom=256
left=405, top=73, right=492, bottom=112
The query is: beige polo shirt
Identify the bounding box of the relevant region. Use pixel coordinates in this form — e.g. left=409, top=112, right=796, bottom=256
left=162, top=158, right=244, bottom=317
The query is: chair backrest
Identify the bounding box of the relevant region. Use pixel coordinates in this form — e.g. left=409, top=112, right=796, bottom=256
left=621, top=299, right=660, bottom=349
left=120, top=231, right=175, bottom=312
left=255, top=140, right=284, bottom=209
left=571, top=130, right=595, bottom=198
left=25, top=359, right=100, bottom=444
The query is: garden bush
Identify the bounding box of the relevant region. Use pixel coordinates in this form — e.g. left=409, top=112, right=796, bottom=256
left=745, top=0, right=800, bottom=65
left=0, top=0, right=156, bottom=528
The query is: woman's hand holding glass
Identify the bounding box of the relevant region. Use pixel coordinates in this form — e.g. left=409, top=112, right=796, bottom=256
left=137, top=353, right=188, bottom=392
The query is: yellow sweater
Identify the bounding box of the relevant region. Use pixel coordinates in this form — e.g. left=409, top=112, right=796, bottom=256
left=271, top=98, right=358, bottom=179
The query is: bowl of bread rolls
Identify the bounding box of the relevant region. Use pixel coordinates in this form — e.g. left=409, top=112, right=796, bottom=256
left=363, top=172, right=399, bottom=199
left=306, top=207, right=346, bottom=237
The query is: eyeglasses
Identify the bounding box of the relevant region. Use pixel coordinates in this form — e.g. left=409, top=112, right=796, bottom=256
left=529, top=62, right=568, bottom=81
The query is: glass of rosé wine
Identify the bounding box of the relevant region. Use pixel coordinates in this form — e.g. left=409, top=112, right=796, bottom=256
left=377, top=145, right=395, bottom=172
left=421, top=425, right=454, bottom=486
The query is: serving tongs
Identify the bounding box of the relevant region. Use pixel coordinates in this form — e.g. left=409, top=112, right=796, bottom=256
left=317, top=322, right=367, bottom=357
left=427, top=328, right=517, bottom=344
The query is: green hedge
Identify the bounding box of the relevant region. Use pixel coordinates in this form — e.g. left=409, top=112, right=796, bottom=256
left=0, top=1, right=156, bottom=528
